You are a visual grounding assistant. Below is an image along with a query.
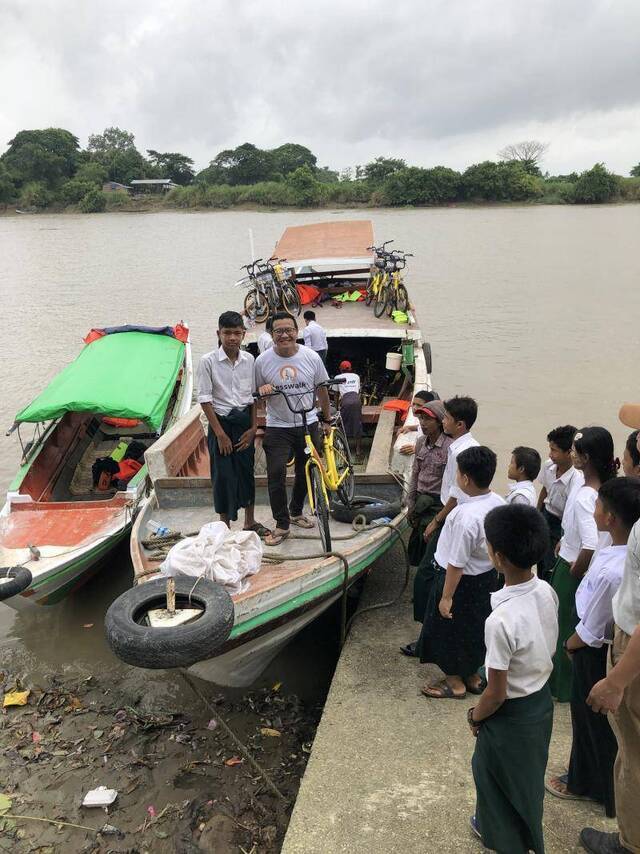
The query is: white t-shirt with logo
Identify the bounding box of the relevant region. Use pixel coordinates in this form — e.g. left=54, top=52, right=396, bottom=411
left=334, top=372, right=360, bottom=397
left=254, top=345, right=329, bottom=428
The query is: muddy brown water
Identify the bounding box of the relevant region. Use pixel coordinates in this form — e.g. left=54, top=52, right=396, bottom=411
left=0, top=205, right=638, bottom=847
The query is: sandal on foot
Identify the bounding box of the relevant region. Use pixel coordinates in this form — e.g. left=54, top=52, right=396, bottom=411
left=545, top=774, right=595, bottom=801
left=244, top=522, right=271, bottom=540
left=421, top=682, right=467, bottom=700
left=290, top=515, right=315, bottom=529
left=264, top=529, right=291, bottom=547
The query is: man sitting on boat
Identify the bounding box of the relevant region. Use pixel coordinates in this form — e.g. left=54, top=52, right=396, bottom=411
left=255, top=312, right=332, bottom=546
left=197, top=310, right=269, bottom=538
left=333, top=360, right=363, bottom=460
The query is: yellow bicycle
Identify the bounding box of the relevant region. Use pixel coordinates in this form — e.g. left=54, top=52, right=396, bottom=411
left=376, top=251, right=412, bottom=318
left=365, top=240, right=393, bottom=307
left=257, top=380, right=355, bottom=552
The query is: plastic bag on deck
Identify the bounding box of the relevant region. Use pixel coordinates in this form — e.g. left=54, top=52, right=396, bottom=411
left=160, top=521, right=262, bottom=593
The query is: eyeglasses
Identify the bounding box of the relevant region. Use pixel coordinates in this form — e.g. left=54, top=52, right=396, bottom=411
left=272, top=327, right=297, bottom=337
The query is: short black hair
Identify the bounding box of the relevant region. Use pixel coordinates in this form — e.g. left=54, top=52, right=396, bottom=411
left=626, top=431, right=640, bottom=468
left=271, top=311, right=298, bottom=330
left=484, top=505, right=549, bottom=570
left=444, top=395, right=477, bottom=430
left=457, top=445, right=496, bottom=489
left=218, top=310, right=244, bottom=329
left=512, top=446, right=542, bottom=480
left=414, top=390, right=438, bottom=403
left=265, top=316, right=273, bottom=333
left=598, top=477, right=640, bottom=531
left=547, top=425, right=577, bottom=453
left=303, top=310, right=316, bottom=321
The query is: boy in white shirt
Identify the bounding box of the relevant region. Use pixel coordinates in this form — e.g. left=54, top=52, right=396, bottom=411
left=469, top=504, right=558, bottom=854
left=546, top=477, right=640, bottom=819
left=537, top=425, right=581, bottom=581
left=418, top=446, right=504, bottom=700
left=505, top=445, right=540, bottom=506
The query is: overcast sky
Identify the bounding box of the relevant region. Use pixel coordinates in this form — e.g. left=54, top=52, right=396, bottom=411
left=2, top=0, right=639, bottom=175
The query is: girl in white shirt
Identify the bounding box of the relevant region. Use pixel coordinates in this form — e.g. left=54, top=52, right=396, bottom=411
left=549, top=426, right=619, bottom=703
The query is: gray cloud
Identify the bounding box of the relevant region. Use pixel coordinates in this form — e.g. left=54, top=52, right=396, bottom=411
left=1, top=0, right=639, bottom=174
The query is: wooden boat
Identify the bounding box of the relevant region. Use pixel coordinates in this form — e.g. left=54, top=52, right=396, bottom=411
left=109, top=221, right=432, bottom=686
left=0, top=324, right=193, bottom=610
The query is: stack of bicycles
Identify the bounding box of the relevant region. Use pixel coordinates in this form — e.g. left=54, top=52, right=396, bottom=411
left=365, top=241, right=413, bottom=319
left=237, top=257, right=301, bottom=323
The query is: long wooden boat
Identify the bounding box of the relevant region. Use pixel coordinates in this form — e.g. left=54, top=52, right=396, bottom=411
left=0, top=324, right=193, bottom=610
left=114, top=221, right=432, bottom=686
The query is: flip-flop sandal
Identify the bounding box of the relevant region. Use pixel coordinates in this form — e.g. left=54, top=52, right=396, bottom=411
left=264, top=530, right=291, bottom=547
left=290, top=515, right=315, bottom=529
left=421, top=682, right=467, bottom=700
left=545, top=774, right=596, bottom=801
left=244, top=523, right=271, bottom=540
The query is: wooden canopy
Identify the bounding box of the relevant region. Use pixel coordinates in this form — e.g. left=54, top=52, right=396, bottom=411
left=273, top=220, right=374, bottom=266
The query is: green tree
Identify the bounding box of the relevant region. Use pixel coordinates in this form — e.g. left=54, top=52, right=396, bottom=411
left=315, top=166, right=340, bottom=183
left=573, top=163, right=620, bottom=203
left=2, top=128, right=80, bottom=189
left=146, top=150, right=195, bottom=185
left=60, top=178, right=97, bottom=205
left=630, top=163, right=640, bottom=178
left=108, top=149, right=147, bottom=184
left=363, top=157, right=406, bottom=184
left=381, top=166, right=461, bottom=205
left=87, top=127, right=147, bottom=183
left=0, top=162, right=16, bottom=204
left=209, top=143, right=276, bottom=185
left=79, top=187, right=106, bottom=213
left=462, top=161, right=542, bottom=201
left=87, top=127, right=136, bottom=158
left=271, top=143, right=317, bottom=177
left=75, top=161, right=108, bottom=185
left=286, top=165, right=323, bottom=205
left=18, top=181, right=52, bottom=208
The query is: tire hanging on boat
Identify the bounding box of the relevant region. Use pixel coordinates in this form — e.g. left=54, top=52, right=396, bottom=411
left=104, top=575, right=235, bottom=669
left=330, top=498, right=402, bottom=524
left=0, top=566, right=33, bottom=601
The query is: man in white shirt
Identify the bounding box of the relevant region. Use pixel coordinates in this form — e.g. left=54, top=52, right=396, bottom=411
left=197, top=310, right=266, bottom=536
left=333, top=359, right=362, bottom=458
left=257, top=317, right=273, bottom=354
left=302, top=310, right=328, bottom=364
left=505, top=446, right=540, bottom=507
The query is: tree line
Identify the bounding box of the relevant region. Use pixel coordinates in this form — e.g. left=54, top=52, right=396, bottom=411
left=1, top=127, right=639, bottom=213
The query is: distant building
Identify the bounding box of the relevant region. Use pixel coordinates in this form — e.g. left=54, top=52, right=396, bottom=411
left=130, top=179, right=178, bottom=193
left=102, top=181, right=132, bottom=193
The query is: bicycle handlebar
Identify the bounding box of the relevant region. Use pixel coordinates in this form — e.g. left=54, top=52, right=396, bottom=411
left=253, top=379, right=346, bottom=414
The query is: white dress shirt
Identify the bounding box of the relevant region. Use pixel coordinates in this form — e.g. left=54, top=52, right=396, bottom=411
left=538, top=460, right=584, bottom=519
left=505, top=480, right=537, bottom=507
left=302, top=320, right=328, bottom=352
left=613, top=520, right=640, bottom=635
left=435, top=491, right=505, bottom=575
left=197, top=346, right=255, bottom=416
left=257, top=331, right=273, bottom=353
left=484, top=576, right=559, bottom=698
left=440, top=432, right=479, bottom=504
left=576, top=544, right=626, bottom=647
left=559, top=484, right=599, bottom=564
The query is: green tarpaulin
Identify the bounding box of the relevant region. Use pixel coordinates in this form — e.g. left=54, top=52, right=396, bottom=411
left=16, top=331, right=185, bottom=432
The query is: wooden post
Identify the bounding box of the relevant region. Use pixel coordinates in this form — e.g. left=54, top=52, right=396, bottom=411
left=166, top=577, right=176, bottom=615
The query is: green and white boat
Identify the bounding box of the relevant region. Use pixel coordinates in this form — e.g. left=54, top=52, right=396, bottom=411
left=0, top=324, right=193, bottom=610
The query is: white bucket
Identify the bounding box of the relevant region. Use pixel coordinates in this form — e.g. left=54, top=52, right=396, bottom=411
left=385, top=352, right=402, bottom=371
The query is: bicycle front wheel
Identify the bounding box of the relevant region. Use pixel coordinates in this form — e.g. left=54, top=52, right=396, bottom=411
left=374, top=285, right=388, bottom=318
left=365, top=283, right=375, bottom=306
left=244, top=289, right=270, bottom=323
left=333, top=430, right=355, bottom=505
left=396, top=284, right=409, bottom=313
left=309, top=465, right=331, bottom=553
left=282, top=284, right=301, bottom=316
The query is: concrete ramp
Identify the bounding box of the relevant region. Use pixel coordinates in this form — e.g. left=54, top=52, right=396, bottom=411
left=282, top=545, right=616, bottom=853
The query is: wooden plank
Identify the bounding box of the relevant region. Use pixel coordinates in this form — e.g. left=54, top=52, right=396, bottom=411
left=365, top=409, right=397, bottom=475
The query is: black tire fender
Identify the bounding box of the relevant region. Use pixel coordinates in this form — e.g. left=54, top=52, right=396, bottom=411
left=104, top=575, right=235, bottom=670
left=330, top=498, right=402, bottom=524
left=0, top=566, right=33, bottom=601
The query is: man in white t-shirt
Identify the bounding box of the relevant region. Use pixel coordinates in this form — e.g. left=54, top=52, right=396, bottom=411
left=302, top=310, right=328, bottom=364
left=333, top=359, right=362, bottom=458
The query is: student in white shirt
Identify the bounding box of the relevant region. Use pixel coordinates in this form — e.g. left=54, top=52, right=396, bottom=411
left=547, top=478, right=640, bottom=820
left=418, top=446, right=504, bottom=700
left=302, top=310, right=328, bottom=364
left=469, top=504, right=558, bottom=854
left=333, top=359, right=363, bottom=458
left=257, top=317, right=273, bottom=354
left=197, top=310, right=267, bottom=537
left=537, top=425, right=582, bottom=581
left=505, top=446, right=540, bottom=507
left=549, top=426, right=619, bottom=703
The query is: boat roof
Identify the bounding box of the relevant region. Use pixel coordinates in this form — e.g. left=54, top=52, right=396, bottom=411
left=273, top=220, right=374, bottom=268
left=15, top=327, right=186, bottom=431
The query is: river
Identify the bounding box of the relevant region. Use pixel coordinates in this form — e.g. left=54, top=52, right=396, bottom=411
left=0, top=204, right=638, bottom=662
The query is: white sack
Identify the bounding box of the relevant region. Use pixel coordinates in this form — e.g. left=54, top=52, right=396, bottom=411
left=160, top=521, right=262, bottom=593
